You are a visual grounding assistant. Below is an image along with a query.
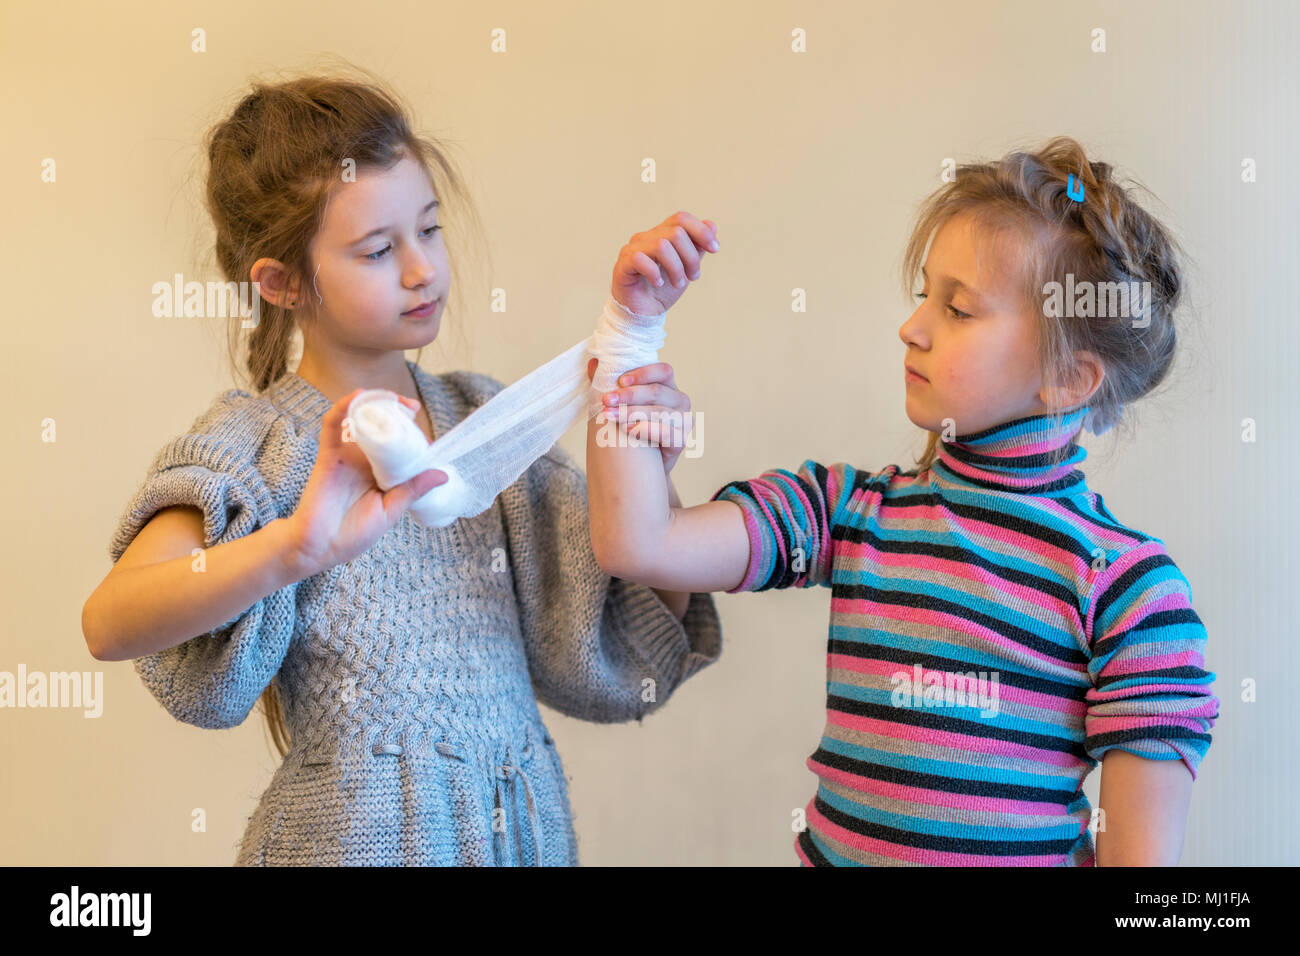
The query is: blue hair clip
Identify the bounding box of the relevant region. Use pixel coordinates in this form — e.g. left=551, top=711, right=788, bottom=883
left=1066, top=173, right=1085, bottom=203
left=1083, top=404, right=1122, bottom=435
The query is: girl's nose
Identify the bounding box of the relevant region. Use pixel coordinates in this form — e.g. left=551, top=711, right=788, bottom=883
left=899, top=308, right=929, bottom=346
left=404, top=250, right=438, bottom=285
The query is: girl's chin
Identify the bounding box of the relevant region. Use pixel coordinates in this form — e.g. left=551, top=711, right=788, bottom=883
left=903, top=396, right=946, bottom=433
left=397, top=315, right=440, bottom=343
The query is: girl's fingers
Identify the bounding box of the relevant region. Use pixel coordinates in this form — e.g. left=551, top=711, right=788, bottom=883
left=609, top=404, right=694, bottom=431
left=614, top=363, right=674, bottom=389
left=620, top=215, right=719, bottom=289
left=665, top=225, right=703, bottom=280
left=624, top=412, right=693, bottom=447
left=604, top=383, right=690, bottom=411
left=629, top=250, right=666, bottom=288
left=670, top=213, right=720, bottom=254
left=651, top=237, right=687, bottom=289
left=324, top=388, right=366, bottom=448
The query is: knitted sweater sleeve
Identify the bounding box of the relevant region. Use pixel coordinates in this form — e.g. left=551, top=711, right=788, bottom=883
left=1084, top=539, right=1219, bottom=780
left=500, top=439, right=723, bottom=723
left=708, top=459, right=861, bottom=592
left=107, top=390, right=296, bottom=730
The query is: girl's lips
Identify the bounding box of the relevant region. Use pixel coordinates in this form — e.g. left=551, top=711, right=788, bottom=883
left=905, top=367, right=928, bottom=383
left=404, top=299, right=439, bottom=317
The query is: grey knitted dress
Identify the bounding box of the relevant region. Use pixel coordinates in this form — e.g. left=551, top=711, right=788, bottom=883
left=107, top=359, right=723, bottom=866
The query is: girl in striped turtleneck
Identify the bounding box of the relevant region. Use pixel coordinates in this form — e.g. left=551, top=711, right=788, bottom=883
left=585, top=137, right=1219, bottom=866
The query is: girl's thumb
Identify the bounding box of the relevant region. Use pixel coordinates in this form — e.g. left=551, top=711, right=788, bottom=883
left=385, top=468, right=446, bottom=515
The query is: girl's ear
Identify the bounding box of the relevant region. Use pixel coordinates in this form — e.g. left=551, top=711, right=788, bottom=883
left=1040, top=350, right=1105, bottom=410
left=250, top=257, right=295, bottom=308
left=1065, top=350, right=1106, bottom=406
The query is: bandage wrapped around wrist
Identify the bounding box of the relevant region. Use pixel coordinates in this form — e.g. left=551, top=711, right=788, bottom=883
left=346, top=295, right=666, bottom=528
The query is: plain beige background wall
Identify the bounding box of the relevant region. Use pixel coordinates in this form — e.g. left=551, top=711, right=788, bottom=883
left=2, top=0, right=1295, bottom=865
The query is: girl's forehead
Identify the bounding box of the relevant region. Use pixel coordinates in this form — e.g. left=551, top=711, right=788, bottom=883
left=930, top=215, right=1026, bottom=300
left=322, top=157, right=438, bottom=237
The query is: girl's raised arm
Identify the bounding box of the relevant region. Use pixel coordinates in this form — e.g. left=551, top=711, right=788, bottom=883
left=584, top=212, right=749, bottom=594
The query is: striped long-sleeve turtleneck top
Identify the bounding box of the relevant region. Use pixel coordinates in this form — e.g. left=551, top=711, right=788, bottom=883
left=710, top=407, right=1218, bottom=866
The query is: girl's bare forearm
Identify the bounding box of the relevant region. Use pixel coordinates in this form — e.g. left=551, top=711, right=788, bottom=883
left=84, top=518, right=314, bottom=662
left=586, top=412, right=673, bottom=577
left=586, top=411, right=750, bottom=593
left=648, top=477, right=692, bottom=619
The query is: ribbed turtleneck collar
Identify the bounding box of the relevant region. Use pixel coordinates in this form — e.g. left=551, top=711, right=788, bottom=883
left=931, top=405, right=1090, bottom=496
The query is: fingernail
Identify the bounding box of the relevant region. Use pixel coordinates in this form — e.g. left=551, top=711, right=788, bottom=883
left=709, top=239, right=719, bottom=251
left=605, top=392, right=618, bottom=404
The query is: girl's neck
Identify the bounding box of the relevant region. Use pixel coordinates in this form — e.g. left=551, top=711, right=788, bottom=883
left=294, top=350, right=420, bottom=405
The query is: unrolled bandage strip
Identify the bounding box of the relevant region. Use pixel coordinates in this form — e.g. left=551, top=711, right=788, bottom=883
left=346, top=295, right=667, bottom=528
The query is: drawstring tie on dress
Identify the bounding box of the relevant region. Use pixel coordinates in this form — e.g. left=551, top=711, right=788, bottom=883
left=495, top=742, right=543, bottom=866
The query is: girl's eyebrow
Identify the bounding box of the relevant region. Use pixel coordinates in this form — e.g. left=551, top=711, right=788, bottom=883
left=921, top=264, right=985, bottom=303
left=348, top=199, right=440, bottom=246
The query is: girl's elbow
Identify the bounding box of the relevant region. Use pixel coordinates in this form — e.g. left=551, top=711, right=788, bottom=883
left=81, top=596, right=107, bottom=661
left=591, top=531, right=661, bottom=583
left=592, top=536, right=635, bottom=580
left=81, top=592, right=122, bottom=662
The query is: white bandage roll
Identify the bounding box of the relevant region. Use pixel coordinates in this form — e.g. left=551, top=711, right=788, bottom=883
left=345, top=295, right=667, bottom=528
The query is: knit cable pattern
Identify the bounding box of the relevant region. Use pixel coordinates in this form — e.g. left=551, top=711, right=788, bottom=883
left=109, top=360, right=722, bottom=865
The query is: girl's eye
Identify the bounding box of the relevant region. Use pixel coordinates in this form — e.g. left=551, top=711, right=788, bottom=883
left=364, top=225, right=442, bottom=261
left=913, top=291, right=970, bottom=320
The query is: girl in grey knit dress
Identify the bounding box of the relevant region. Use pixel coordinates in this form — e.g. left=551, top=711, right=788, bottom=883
left=87, top=74, right=722, bottom=866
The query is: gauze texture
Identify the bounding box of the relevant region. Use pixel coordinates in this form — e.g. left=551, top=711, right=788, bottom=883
left=347, top=295, right=666, bottom=528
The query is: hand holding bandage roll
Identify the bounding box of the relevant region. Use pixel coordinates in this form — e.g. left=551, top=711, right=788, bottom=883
left=345, top=295, right=667, bottom=528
